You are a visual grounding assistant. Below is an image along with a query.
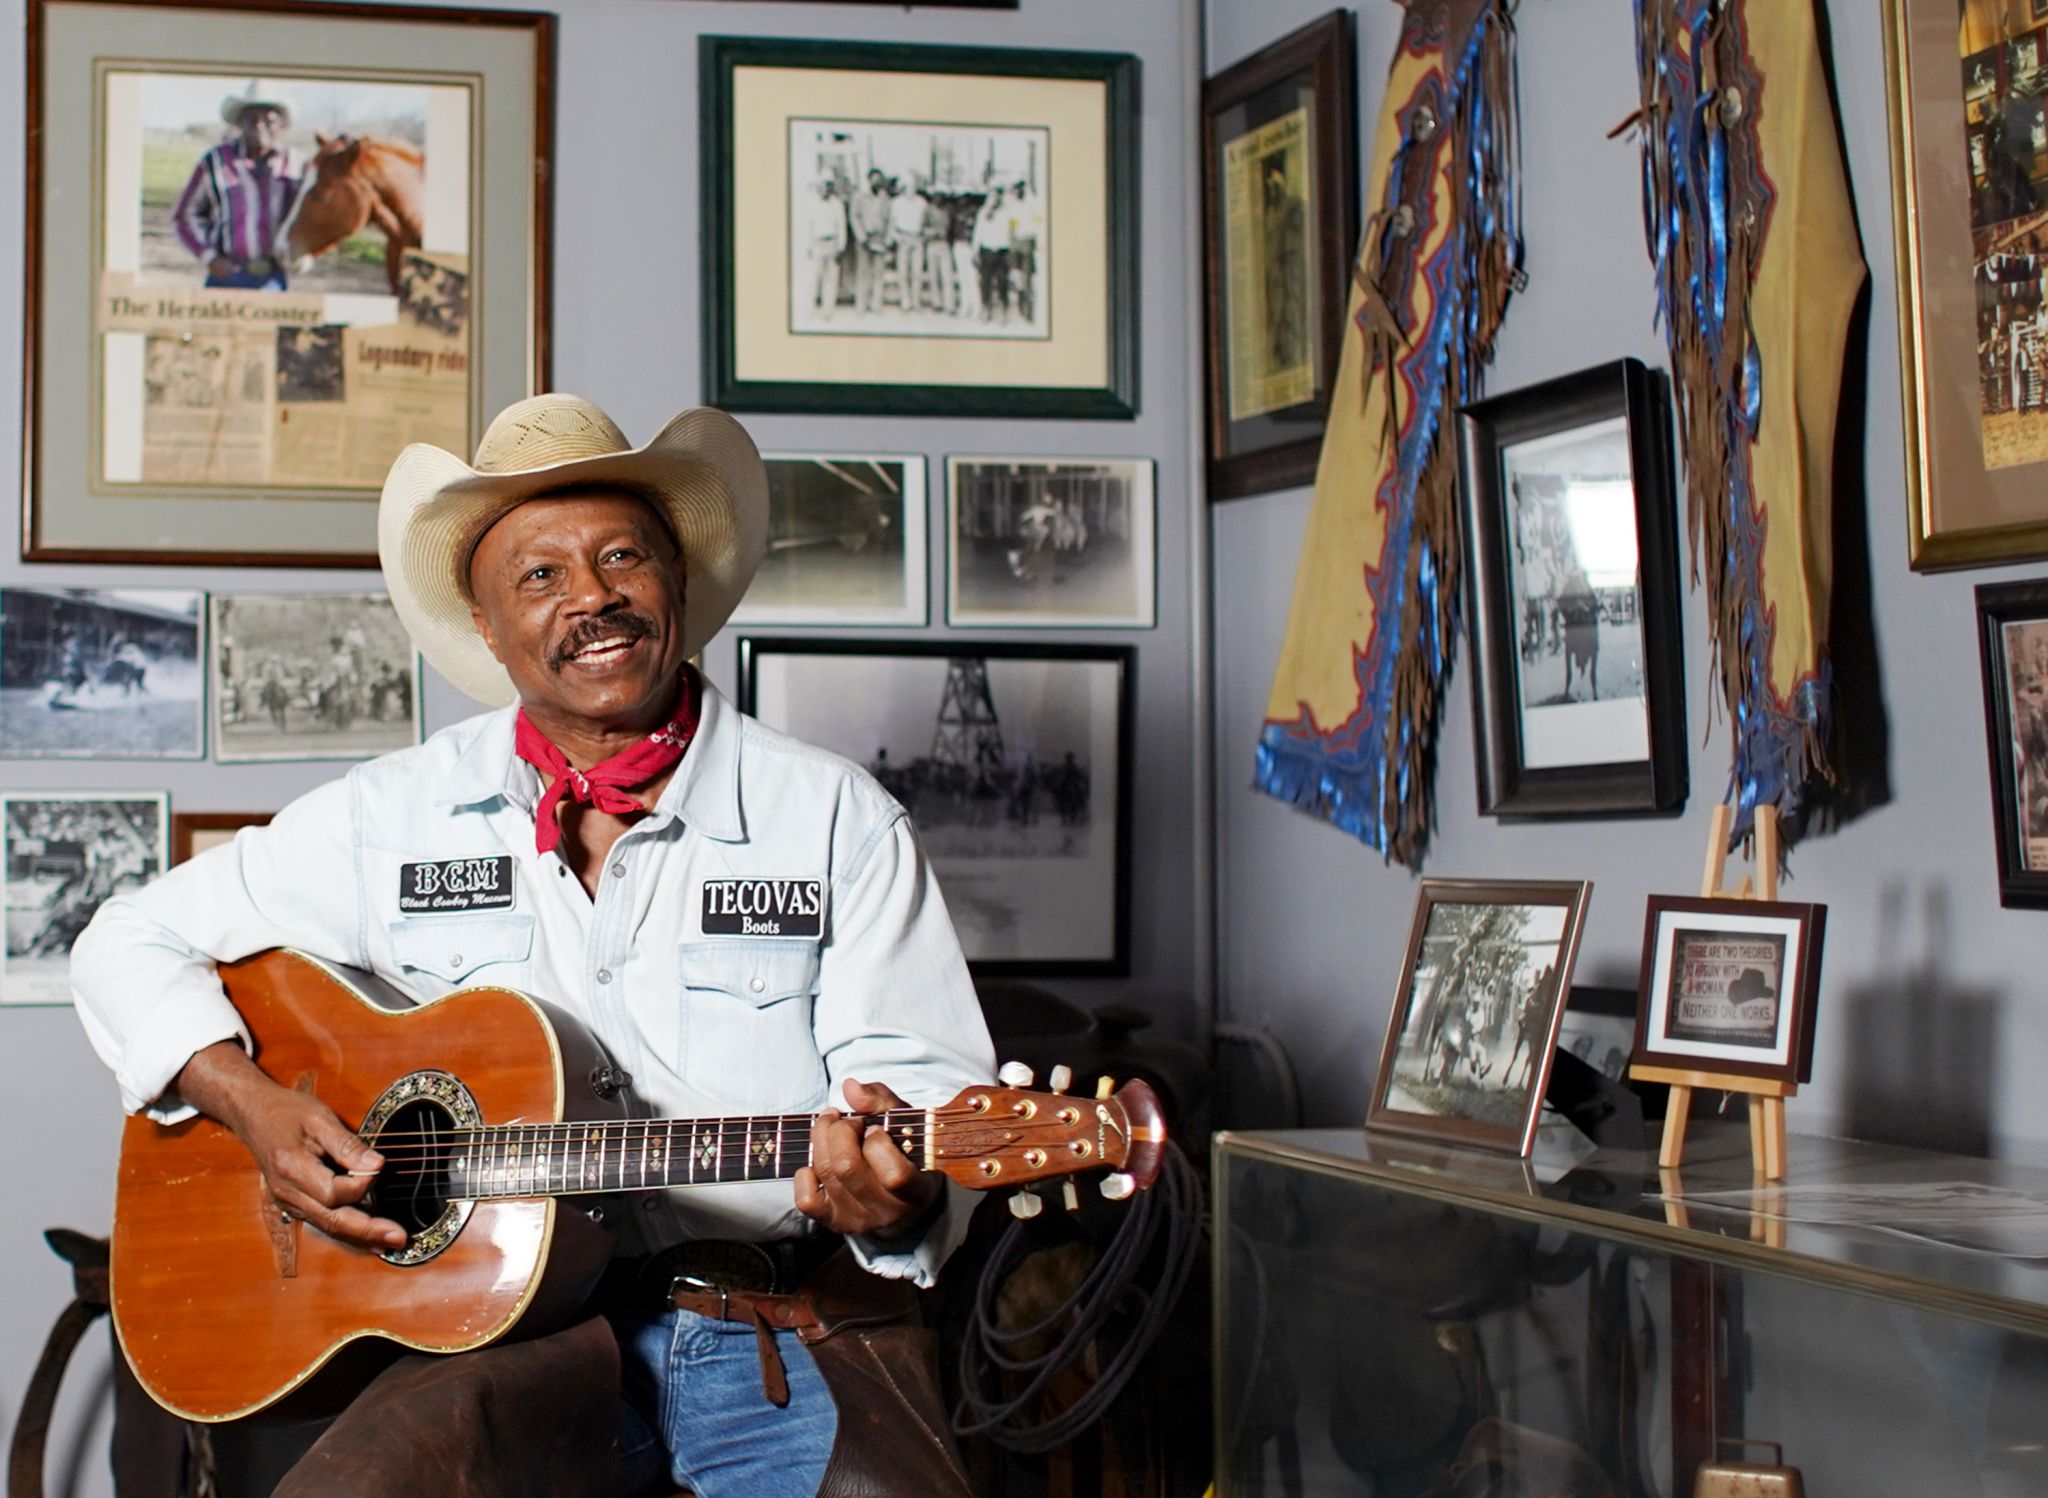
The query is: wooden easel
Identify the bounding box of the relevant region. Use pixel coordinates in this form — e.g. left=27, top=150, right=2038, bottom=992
left=1631, top=804, right=1794, bottom=1181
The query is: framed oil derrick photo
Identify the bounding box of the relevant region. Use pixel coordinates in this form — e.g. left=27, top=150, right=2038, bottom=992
left=24, top=0, right=553, bottom=565
left=740, top=638, right=1133, bottom=974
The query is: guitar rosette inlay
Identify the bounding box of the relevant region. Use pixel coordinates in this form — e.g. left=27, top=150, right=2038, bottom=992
left=359, top=1069, right=483, bottom=1267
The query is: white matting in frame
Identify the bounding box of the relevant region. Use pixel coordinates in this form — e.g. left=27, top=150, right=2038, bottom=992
left=730, top=454, right=929, bottom=627
left=947, top=456, right=1156, bottom=628
left=2, top=789, right=168, bottom=1005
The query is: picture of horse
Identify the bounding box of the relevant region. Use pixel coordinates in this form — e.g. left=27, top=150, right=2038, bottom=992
left=0, top=588, right=204, bottom=760
left=209, top=593, right=422, bottom=763
left=3, top=794, right=167, bottom=1005
left=120, top=72, right=453, bottom=297
left=947, top=457, right=1156, bottom=628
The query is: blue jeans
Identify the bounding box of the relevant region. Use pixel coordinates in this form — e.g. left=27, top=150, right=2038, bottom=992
left=614, top=1310, right=837, bottom=1497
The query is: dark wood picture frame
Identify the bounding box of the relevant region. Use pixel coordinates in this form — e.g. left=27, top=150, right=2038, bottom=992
left=1633, top=895, right=1825, bottom=1085
left=700, top=36, right=1139, bottom=420
left=1458, top=358, right=1687, bottom=818
left=23, top=0, right=555, bottom=567
left=1366, top=878, right=1593, bottom=1157
left=1200, top=11, right=1357, bottom=500
left=1976, top=579, right=2048, bottom=908
left=171, top=811, right=271, bottom=863
left=738, top=636, right=1135, bottom=976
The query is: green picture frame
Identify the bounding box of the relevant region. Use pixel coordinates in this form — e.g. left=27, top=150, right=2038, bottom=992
left=700, top=35, right=1140, bottom=419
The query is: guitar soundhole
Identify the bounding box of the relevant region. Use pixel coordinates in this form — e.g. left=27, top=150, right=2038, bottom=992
left=358, top=1069, right=481, bottom=1268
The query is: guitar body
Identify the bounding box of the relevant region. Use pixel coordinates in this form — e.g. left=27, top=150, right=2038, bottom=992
left=112, top=949, right=620, bottom=1422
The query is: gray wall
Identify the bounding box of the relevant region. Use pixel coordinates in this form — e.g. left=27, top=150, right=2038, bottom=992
left=1210, top=0, right=2047, bottom=1160
left=0, top=0, right=1202, bottom=1486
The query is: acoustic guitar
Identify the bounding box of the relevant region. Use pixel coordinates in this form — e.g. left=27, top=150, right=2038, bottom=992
left=112, top=948, right=1166, bottom=1423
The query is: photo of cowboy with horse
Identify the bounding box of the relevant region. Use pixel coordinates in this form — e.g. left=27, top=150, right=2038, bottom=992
left=134, top=73, right=439, bottom=296
left=209, top=593, right=421, bottom=763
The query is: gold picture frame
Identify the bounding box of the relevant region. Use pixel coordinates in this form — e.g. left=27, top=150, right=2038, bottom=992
left=24, top=0, right=553, bottom=566
left=1886, top=0, right=2048, bottom=568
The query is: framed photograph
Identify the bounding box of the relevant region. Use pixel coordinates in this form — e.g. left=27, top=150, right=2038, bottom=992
left=946, top=456, right=1156, bottom=628
left=1458, top=359, right=1687, bottom=817
left=1634, top=895, right=1826, bottom=1084
left=701, top=36, right=1139, bottom=419
left=210, top=593, right=422, bottom=762
left=740, top=638, right=1133, bottom=975
left=1975, top=579, right=2048, bottom=906
left=171, top=810, right=270, bottom=863
left=24, top=0, right=554, bottom=566
left=3, top=792, right=168, bottom=1005
left=729, top=454, right=929, bottom=628
left=1366, top=879, right=1593, bottom=1156
left=1883, top=0, right=2048, bottom=568
left=1200, top=10, right=1357, bottom=499
left=0, top=588, right=205, bottom=759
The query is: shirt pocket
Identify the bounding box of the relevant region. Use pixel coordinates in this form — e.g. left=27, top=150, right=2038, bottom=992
left=676, top=938, right=826, bottom=1111
left=387, top=913, right=536, bottom=997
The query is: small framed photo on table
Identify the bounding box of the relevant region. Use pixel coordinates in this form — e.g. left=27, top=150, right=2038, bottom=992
left=1457, top=358, right=1687, bottom=818
left=1200, top=10, right=1357, bottom=499
left=1975, top=579, right=2048, bottom=907
left=700, top=35, right=1139, bottom=419
left=1633, top=896, right=1826, bottom=1084
left=24, top=0, right=553, bottom=566
left=740, top=637, right=1133, bottom=975
left=1366, top=878, right=1593, bottom=1156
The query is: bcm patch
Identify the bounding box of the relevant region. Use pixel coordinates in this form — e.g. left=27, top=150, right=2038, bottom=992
left=701, top=878, right=825, bottom=938
left=399, top=856, right=515, bottom=913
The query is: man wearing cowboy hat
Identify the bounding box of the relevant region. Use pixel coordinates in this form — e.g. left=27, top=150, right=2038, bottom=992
left=171, top=81, right=309, bottom=290
left=70, top=395, right=993, bottom=1496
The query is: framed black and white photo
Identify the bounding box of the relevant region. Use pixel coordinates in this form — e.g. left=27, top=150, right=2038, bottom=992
left=1458, top=359, right=1686, bottom=817
left=3, top=791, right=168, bottom=1005
left=1201, top=10, right=1357, bottom=499
left=210, top=593, right=422, bottom=763
left=946, top=456, right=1155, bottom=628
left=0, top=588, right=204, bottom=759
left=1976, top=579, right=2048, bottom=907
left=701, top=36, right=1138, bottom=418
left=1367, top=879, right=1592, bottom=1156
left=730, top=454, right=929, bottom=628
left=1634, top=895, right=1826, bottom=1085
left=741, top=638, right=1132, bottom=975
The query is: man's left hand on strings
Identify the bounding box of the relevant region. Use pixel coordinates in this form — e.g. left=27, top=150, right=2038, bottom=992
left=796, top=1079, right=944, bottom=1242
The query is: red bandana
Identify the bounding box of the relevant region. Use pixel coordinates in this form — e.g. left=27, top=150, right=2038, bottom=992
left=513, top=674, right=698, bottom=856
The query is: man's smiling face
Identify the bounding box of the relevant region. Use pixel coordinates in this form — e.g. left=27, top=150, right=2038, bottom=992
left=466, top=488, right=689, bottom=731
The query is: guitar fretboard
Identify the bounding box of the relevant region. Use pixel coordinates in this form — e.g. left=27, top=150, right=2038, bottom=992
left=424, top=1110, right=931, bottom=1201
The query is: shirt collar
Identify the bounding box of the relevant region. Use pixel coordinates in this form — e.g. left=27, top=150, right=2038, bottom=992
left=433, top=674, right=745, bottom=843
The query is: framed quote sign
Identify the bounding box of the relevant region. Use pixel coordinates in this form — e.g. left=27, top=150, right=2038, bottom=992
left=24, top=0, right=553, bottom=565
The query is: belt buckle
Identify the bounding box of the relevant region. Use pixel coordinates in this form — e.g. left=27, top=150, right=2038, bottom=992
left=642, top=1239, right=780, bottom=1307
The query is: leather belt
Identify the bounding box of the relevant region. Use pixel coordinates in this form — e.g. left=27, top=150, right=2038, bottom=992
left=667, top=1282, right=821, bottom=1407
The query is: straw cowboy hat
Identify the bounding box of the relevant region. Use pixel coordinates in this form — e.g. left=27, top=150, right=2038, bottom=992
left=378, top=394, right=769, bottom=708
left=220, top=82, right=294, bottom=128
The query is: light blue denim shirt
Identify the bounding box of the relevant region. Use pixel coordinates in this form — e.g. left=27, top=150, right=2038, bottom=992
left=70, top=675, right=997, bottom=1285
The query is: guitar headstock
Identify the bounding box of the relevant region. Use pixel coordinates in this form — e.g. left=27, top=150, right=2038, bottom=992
left=929, top=1067, right=1166, bottom=1205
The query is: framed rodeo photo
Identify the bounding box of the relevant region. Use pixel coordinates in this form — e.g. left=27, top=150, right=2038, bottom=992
left=24, top=0, right=554, bottom=566
left=700, top=36, right=1140, bottom=419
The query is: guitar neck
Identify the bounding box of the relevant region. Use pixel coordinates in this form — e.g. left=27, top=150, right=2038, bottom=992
left=437, top=1110, right=927, bottom=1201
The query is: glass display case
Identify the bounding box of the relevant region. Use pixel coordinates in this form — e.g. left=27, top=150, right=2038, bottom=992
left=1214, top=1124, right=2048, bottom=1496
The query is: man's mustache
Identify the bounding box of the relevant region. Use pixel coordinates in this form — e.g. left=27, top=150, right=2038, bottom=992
left=547, top=612, right=657, bottom=670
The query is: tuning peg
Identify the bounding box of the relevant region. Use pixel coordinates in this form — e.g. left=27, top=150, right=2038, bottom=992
left=1099, top=1172, right=1136, bottom=1201
left=998, top=1061, right=1035, bottom=1089
left=1008, top=1191, right=1044, bottom=1220
left=1061, top=1180, right=1079, bottom=1212
left=1049, top=1064, right=1073, bottom=1093
left=1095, top=1076, right=1115, bottom=1100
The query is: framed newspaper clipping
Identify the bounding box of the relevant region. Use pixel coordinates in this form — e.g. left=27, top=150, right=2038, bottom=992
left=701, top=36, right=1139, bottom=419
left=1201, top=11, right=1357, bottom=499
left=24, top=0, right=554, bottom=566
